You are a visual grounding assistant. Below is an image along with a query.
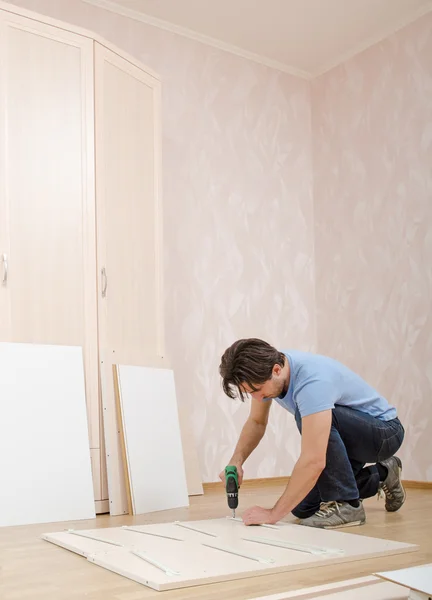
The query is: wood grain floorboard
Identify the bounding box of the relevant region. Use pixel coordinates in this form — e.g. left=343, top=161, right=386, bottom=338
left=0, top=483, right=430, bottom=600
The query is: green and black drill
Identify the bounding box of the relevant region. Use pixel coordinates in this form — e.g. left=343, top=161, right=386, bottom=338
left=224, top=465, right=239, bottom=518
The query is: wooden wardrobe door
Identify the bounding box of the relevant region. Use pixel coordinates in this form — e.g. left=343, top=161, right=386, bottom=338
left=94, top=42, right=163, bottom=515
left=0, top=11, right=100, bottom=454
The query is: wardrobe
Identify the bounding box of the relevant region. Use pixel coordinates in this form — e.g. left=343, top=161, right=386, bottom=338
left=0, top=2, right=163, bottom=514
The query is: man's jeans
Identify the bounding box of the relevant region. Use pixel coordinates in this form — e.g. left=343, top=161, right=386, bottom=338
left=292, top=405, right=405, bottom=519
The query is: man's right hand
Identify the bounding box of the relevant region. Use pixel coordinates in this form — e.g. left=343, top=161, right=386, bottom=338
left=219, top=463, right=244, bottom=486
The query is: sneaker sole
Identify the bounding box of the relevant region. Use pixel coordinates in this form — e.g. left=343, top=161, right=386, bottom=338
left=299, top=518, right=366, bottom=529
left=322, top=519, right=366, bottom=530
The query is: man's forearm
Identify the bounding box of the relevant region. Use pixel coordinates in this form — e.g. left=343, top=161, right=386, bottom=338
left=230, top=418, right=266, bottom=464
left=271, top=457, right=323, bottom=521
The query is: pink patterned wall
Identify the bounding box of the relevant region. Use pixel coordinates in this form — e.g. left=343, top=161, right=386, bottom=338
left=312, top=12, right=432, bottom=481
left=8, top=0, right=315, bottom=482
left=7, top=0, right=431, bottom=483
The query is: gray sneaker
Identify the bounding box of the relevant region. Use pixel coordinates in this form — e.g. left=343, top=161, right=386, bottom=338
left=298, top=501, right=366, bottom=529
left=378, top=456, right=406, bottom=512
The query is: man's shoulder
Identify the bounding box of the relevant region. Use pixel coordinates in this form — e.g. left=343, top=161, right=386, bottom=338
left=282, top=349, right=345, bottom=382
left=282, top=349, right=336, bottom=368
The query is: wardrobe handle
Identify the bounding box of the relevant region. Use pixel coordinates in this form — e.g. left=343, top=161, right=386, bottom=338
left=101, top=267, right=107, bottom=297
left=2, top=253, right=7, bottom=285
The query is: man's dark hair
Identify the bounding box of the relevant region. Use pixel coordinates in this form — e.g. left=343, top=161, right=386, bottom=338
left=219, top=338, right=285, bottom=401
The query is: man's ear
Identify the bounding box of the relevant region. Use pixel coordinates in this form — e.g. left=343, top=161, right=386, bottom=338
left=273, top=363, right=282, bottom=376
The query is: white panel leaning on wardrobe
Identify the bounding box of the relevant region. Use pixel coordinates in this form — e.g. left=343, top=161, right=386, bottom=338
left=114, top=365, right=189, bottom=514
left=0, top=343, right=95, bottom=527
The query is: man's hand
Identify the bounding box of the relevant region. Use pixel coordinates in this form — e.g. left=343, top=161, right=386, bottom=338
left=219, top=463, right=244, bottom=486
left=242, top=506, right=277, bottom=526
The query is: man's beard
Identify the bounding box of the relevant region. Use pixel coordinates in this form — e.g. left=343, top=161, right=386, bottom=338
left=267, top=378, right=287, bottom=399
left=276, top=377, right=288, bottom=398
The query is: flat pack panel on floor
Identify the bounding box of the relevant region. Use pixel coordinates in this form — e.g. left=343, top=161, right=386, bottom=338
left=376, top=564, right=432, bottom=596
left=0, top=343, right=95, bottom=527
left=115, top=365, right=189, bottom=514
left=250, top=576, right=408, bottom=600
left=43, top=518, right=418, bottom=591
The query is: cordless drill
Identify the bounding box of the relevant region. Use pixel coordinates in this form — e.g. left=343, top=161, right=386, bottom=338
left=225, top=465, right=239, bottom=518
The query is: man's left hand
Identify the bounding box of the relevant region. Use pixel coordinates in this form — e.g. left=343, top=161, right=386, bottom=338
left=242, top=506, right=278, bottom=526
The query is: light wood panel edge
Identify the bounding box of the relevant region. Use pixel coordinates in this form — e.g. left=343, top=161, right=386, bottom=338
left=0, top=0, right=161, bottom=80
left=112, top=364, right=134, bottom=516
left=203, top=477, right=432, bottom=491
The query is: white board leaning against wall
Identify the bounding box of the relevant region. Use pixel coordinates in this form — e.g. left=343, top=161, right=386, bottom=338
left=114, top=365, right=190, bottom=514
left=0, top=343, right=95, bottom=527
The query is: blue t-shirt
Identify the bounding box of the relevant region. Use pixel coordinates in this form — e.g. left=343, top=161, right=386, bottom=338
left=275, top=350, right=397, bottom=421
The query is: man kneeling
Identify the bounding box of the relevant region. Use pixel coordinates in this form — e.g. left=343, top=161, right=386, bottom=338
left=219, top=338, right=405, bottom=529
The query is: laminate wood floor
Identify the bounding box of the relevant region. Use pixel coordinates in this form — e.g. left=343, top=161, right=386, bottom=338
left=1, top=482, right=430, bottom=600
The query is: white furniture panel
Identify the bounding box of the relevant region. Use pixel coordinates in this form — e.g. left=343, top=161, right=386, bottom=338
left=115, top=365, right=189, bottom=514
left=376, top=564, right=432, bottom=597
left=250, top=577, right=408, bottom=600
left=43, top=518, right=418, bottom=592
left=0, top=343, right=95, bottom=527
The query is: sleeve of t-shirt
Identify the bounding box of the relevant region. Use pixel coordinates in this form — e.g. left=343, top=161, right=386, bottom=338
left=294, top=379, right=337, bottom=418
